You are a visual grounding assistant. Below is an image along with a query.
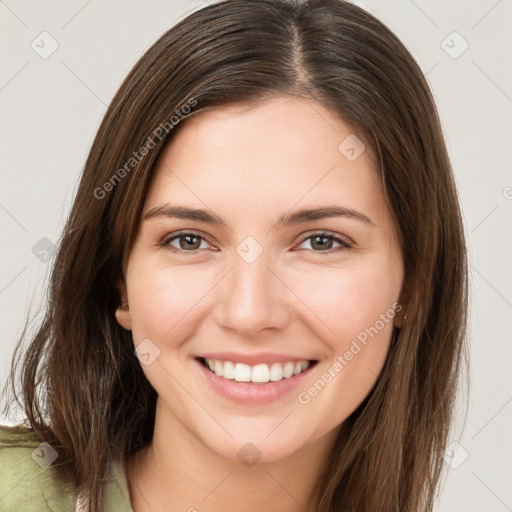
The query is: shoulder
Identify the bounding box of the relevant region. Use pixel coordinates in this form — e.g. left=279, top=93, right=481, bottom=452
left=0, top=423, right=77, bottom=511
left=0, top=424, right=134, bottom=512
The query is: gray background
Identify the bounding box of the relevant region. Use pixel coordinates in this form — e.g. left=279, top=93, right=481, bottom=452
left=1, top=1, right=511, bottom=511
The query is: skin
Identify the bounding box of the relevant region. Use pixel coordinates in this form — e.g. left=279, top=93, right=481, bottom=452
left=115, top=95, right=405, bottom=512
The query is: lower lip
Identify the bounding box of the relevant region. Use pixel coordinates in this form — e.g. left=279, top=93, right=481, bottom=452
left=195, top=358, right=317, bottom=405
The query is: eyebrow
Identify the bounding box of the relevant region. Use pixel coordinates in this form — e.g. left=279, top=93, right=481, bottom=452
left=143, top=204, right=375, bottom=228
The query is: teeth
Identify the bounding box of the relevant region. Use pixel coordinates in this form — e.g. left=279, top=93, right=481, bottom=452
left=269, top=362, right=283, bottom=381
left=251, top=364, right=270, bottom=383
left=203, top=358, right=312, bottom=383
left=234, top=363, right=251, bottom=382
left=223, top=361, right=235, bottom=380
left=283, top=362, right=294, bottom=378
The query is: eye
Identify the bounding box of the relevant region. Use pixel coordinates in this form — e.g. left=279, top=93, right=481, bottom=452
left=295, top=231, right=352, bottom=254
left=160, top=230, right=352, bottom=256
left=160, top=231, right=214, bottom=254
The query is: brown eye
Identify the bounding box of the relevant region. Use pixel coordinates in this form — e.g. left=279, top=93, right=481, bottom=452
left=161, top=231, right=211, bottom=254
left=296, top=232, right=352, bottom=254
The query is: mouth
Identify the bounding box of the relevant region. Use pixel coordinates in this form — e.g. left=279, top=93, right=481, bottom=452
left=196, top=356, right=318, bottom=384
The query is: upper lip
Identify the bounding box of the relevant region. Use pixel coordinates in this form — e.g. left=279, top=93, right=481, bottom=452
left=197, top=352, right=317, bottom=366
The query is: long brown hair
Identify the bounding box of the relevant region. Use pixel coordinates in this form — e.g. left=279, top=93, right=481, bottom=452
left=2, top=0, right=469, bottom=510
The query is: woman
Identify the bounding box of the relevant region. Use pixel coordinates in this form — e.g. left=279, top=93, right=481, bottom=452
left=0, top=0, right=469, bottom=511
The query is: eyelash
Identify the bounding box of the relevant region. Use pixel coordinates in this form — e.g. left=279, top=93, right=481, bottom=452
left=160, top=230, right=352, bottom=256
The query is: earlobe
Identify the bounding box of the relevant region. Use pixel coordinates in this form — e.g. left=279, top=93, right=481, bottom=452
left=394, top=287, right=407, bottom=328
left=393, top=306, right=407, bottom=329
left=115, top=304, right=132, bottom=331
left=115, top=278, right=132, bottom=331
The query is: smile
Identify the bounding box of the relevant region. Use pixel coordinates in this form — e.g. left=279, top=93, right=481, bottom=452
left=199, top=357, right=315, bottom=383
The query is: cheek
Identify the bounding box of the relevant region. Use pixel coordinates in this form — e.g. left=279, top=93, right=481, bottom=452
left=292, top=266, right=400, bottom=422
left=291, top=261, right=401, bottom=342
left=127, top=262, right=214, bottom=342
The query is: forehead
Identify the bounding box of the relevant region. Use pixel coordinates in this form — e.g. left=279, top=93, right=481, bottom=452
left=144, top=95, right=385, bottom=224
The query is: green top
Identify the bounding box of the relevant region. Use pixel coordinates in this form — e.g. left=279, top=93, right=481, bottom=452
left=0, top=424, right=134, bottom=511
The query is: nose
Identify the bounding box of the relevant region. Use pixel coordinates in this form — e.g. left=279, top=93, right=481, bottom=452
left=213, top=251, right=291, bottom=338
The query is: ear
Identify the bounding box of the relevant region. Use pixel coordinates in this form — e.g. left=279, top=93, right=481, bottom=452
left=393, top=299, right=407, bottom=329
left=393, top=308, right=405, bottom=328
left=115, top=278, right=132, bottom=331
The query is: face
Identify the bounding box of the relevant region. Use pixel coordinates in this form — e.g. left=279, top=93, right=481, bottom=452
left=116, top=95, right=404, bottom=463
